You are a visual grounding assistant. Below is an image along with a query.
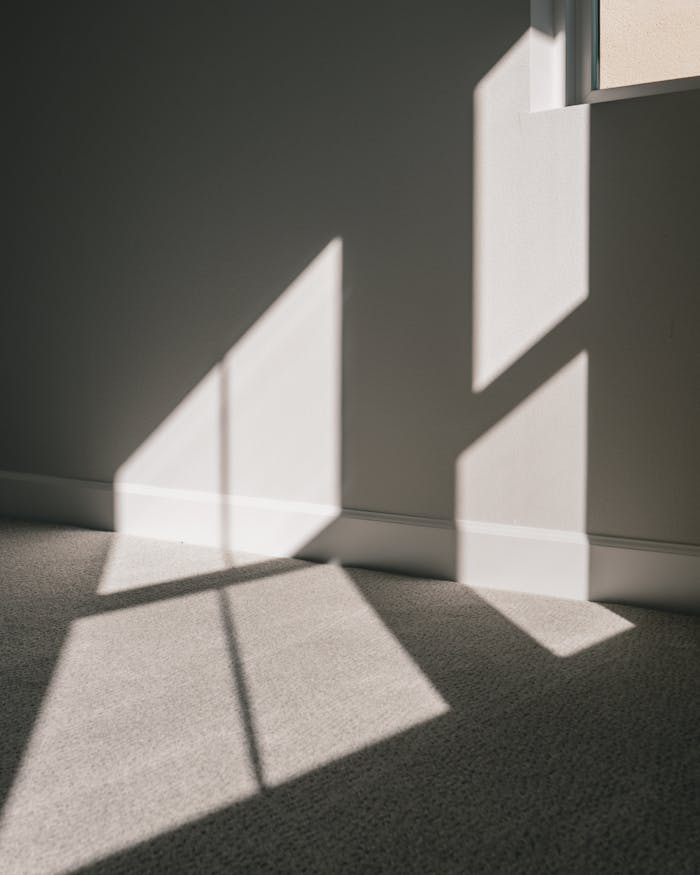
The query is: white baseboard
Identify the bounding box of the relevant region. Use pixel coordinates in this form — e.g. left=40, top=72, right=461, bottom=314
left=1, top=469, right=698, bottom=611
left=297, top=508, right=457, bottom=581
left=456, top=520, right=700, bottom=612
left=115, top=482, right=457, bottom=580
left=588, top=534, right=700, bottom=613
left=0, top=469, right=114, bottom=530
left=114, top=482, right=339, bottom=558
left=456, top=520, right=591, bottom=600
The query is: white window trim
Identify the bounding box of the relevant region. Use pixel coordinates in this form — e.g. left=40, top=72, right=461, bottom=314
left=585, top=74, right=700, bottom=104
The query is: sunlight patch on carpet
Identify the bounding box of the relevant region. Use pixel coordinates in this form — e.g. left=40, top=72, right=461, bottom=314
left=224, top=564, right=449, bottom=787
left=0, top=564, right=447, bottom=874
left=475, top=587, right=635, bottom=657
left=96, top=534, right=264, bottom=594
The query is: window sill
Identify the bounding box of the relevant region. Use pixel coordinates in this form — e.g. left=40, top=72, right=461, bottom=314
left=584, top=74, right=700, bottom=105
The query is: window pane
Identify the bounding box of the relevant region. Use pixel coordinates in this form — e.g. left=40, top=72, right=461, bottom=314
left=599, top=0, right=700, bottom=89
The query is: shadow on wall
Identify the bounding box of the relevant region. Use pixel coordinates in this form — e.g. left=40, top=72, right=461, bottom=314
left=3, top=0, right=495, bottom=506
left=2, top=3, right=699, bottom=605
left=585, top=88, right=700, bottom=606
left=107, top=13, right=698, bottom=608
left=114, top=238, right=343, bottom=557
left=2, top=4, right=518, bottom=566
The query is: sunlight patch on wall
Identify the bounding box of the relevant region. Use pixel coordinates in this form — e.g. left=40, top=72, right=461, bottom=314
left=456, top=352, right=589, bottom=598
left=0, top=565, right=447, bottom=874
left=458, top=352, right=588, bottom=531
left=472, top=29, right=589, bottom=391
left=224, top=238, right=341, bottom=506
left=475, top=587, right=635, bottom=657
left=114, top=239, right=342, bottom=555
left=117, top=366, right=222, bottom=495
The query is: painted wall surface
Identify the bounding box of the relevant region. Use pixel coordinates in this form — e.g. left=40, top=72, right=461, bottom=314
left=600, top=0, right=700, bottom=89
left=2, top=3, right=699, bottom=598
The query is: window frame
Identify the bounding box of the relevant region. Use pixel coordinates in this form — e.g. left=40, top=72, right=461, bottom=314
left=574, top=0, right=700, bottom=105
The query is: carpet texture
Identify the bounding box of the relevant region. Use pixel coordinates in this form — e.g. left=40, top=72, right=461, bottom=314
left=0, top=518, right=698, bottom=874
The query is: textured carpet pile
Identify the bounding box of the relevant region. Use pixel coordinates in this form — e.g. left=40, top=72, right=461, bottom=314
left=0, top=518, right=698, bottom=874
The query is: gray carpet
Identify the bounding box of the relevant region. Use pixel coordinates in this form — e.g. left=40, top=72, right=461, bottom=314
left=0, top=518, right=698, bottom=874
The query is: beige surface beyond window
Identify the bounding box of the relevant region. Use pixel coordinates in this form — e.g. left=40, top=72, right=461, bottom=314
left=600, top=0, right=700, bottom=89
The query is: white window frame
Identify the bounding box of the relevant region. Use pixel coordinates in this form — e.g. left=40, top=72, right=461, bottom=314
left=575, top=0, right=700, bottom=105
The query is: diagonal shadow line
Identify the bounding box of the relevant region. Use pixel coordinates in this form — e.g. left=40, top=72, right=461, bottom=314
left=465, top=299, right=589, bottom=439
left=76, top=556, right=308, bottom=618
left=0, top=527, right=111, bottom=817
left=217, top=587, right=266, bottom=791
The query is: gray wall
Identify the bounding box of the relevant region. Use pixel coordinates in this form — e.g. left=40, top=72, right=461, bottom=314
left=587, top=91, right=700, bottom=544
left=2, top=3, right=698, bottom=563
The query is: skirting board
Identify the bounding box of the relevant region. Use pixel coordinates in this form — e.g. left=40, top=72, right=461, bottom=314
left=0, top=469, right=114, bottom=531
left=456, top=521, right=591, bottom=601
left=1, top=469, right=698, bottom=611
left=115, top=483, right=457, bottom=581
left=456, top=521, right=700, bottom=611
